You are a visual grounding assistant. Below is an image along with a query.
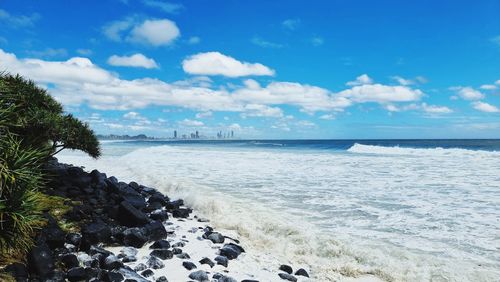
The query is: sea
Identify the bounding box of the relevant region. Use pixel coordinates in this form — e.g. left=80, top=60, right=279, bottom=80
left=59, top=139, right=500, bottom=281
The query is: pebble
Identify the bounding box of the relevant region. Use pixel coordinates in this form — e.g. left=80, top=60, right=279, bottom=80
left=188, top=270, right=209, bottom=281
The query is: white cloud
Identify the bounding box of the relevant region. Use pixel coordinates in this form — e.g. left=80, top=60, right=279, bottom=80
left=311, top=37, right=324, bottom=46
left=27, top=48, right=68, bottom=58
left=338, top=84, right=423, bottom=103
left=296, top=120, right=316, bottom=127
left=480, top=84, right=497, bottom=90
left=0, top=9, right=40, bottom=28
left=251, top=37, right=283, bottom=48
left=123, top=111, right=141, bottom=119
left=391, top=75, right=428, bottom=86
left=346, top=74, right=373, bottom=86
left=178, top=119, right=204, bottom=127
left=108, top=53, right=159, bottom=69
left=472, top=101, right=499, bottom=113
left=241, top=104, right=284, bottom=118
left=319, top=114, right=335, bottom=120
left=128, top=19, right=180, bottom=46
left=451, top=86, right=484, bottom=100
left=103, top=17, right=180, bottom=46
left=228, top=123, right=241, bottom=130
left=282, top=19, right=300, bottom=30
left=142, top=0, right=183, bottom=14
left=182, top=52, right=275, bottom=77
left=421, top=103, right=453, bottom=114
left=195, top=111, right=212, bottom=118
left=187, top=36, right=200, bottom=45
left=76, top=49, right=93, bottom=56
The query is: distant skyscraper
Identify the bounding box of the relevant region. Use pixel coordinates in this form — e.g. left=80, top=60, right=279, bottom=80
left=174, top=130, right=177, bottom=139
left=231, top=130, right=234, bottom=138
left=195, top=131, right=199, bottom=139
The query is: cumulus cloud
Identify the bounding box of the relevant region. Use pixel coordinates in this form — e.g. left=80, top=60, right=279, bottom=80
left=182, top=52, right=275, bottom=77
left=107, top=53, right=159, bottom=69
left=27, top=48, right=68, bottom=58
left=451, top=86, right=484, bottom=100
left=282, top=19, right=301, bottom=30
left=421, top=103, right=453, bottom=114
left=195, top=111, right=213, bottom=118
left=251, top=37, right=283, bottom=48
left=480, top=84, right=497, bottom=90
left=338, top=83, right=423, bottom=103
left=346, top=74, right=373, bottom=86
left=76, top=49, right=93, bottom=56
left=0, top=9, right=40, bottom=28
left=178, top=119, right=204, bottom=126
left=472, top=101, right=499, bottom=113
left=311, top=37, right=324, bottom=46
left=103, top=17, right=180, bottom=46
left=390, top=75, right=427, bottom=86
left=241, top=104, right=284, bottom=118
left=319, top=114, right=335, bottom=120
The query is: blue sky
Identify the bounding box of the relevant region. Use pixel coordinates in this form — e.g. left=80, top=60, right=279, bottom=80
left=0, top=0, right=499, bottom=139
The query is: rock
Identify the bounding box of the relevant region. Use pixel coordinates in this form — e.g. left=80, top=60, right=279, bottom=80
left=82, top=221, right=112, bottom=245
left=188, top=270, right=208, bottom=281
left=148, top=193, right=168, bottom=206
left=77, top=252, right=93, bottom=267
left=207, top=232, right=225, bottom=244
left=103, top=270, right=124, bottom=282
left=118, top=201, right=149, bottom=227
left=89, top=245, right=114, bottom=257
left=122, top=256, right=137, bottom=263
left=149, top=240, right=170, bottom=249
left=4, top=262, right=28, bottom=281
left=172, top=241, right=185, bottom=248
left=279, top=264, right=293, bottom=274
left=156, top=276, right=168, bottom=282
left=66, top=267, right=87, bottom=282
left=122, top=194, right=147, bottom=210
left=46, top=270, right=66, bottom=281
left=134, top=263, right=148, bottom=272
left=165, top=199, right=183, bottom=210
left=199, top=257, right=215, bottom=268
left=43, top=222, right=66, bottom=249
left=104, top=255, right=123, bottom=270
left=172, top=208, right=190, bottom=218
left=141, top=269, right=154, bottom=278
left=149, top=210, right=168, bottom=221
left=61, top=253, right=80, bottom=269
left=219, top=243, right=245, bottom=260
left=146, top=256, right=165, bottom=269
left=295, top=268, right=309, bottom=277
left=218, top=276, right=237, bottom=282
left=65, top=243, right=77, bottom=252
left=150, top=249, right=173, bottom=260
left=214, top=256, right=228, bottom=267
left=172, top=247, right=182, bottom=254
left=182, top=261, right=197, bottom=270
left=144, top=221, right=168, bottom=241
left=123, top=228, right=148, bottom=248
left=241, top=280, right=259, bottom=282
left=84, top=267, right=102, bottom=280
left=278, top=273, right=297, bottom=282
left=119, top=247, right=138, bottom=258
left=176, top=252, right=190, bottom=259
left=118, top=267, right=150, bottom=282
left=28, top=243, right=54, bottom=278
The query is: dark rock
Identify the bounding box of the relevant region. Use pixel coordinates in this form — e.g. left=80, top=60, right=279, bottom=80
left=149, top=210, right=168, bottom=221
left=89, top=245, right=114, bottom=257
left=118, top=267, right=150, bottom=282
left=46, top=270, right=66, bottom=281
left=241, top=280, right=259, bottom=282
left=133, top=263, right=148, bottom=272
left=4, top=262, right=28, bottom=281
left=199, top=257, right=215, bottom=268
left=172, top=208, right=190, bottom=218
left=66, top=233, right=82, bottom=248
left=176, top=252, right=190, bottom=259
left=295, top=268, right=309, bottom=277
left=61, top=253, right=80, bottom=269
left=172, top=241, right=185, bottom=248
left=148, top=193, right=168, bottom=206
left=141, top=269, right=154, bottom=278
left=165, top=199, right=183, bottom=210
left=66, top=267, right=86, bottom=282
left=150, top=249, right=173, bottom=260
left=172, top=247, right=182, bottom=254
left=122, top=194, right=147, bottom=210
left=82, top=221, right=112, bottom=245
left=189, top=270, right=208, bottom=281
left=28, top=243, right=54, bottom=278
left=144, top=221, right=168, bottom=241
left=43, top=222, right=66, bottom=249
left=149, top=240, right=170, bottom=249
left=104, top=255, right=123, bottom=270
left=119, top=247, right=138, bottom=258
left=103, top=270, right=124, bottom=282
left=146, top=256, right=164, bottom=269
left=146, top=201, right=163, bottom=212
left=219, top=243, right=245, bottom=260
left=123, top=228, right=148, bottom=248
left=207, top=232, right=225, bottom=244
left=122, top=256, right=137, bottom=263
left=84, top=267, right=102, bottom=280
left=182, top=261, right=197, bottom=270
left=218, top=276, right=237, bottom=282
left=77, top=253, right=92, bottom=267
left=278, top=273, right=297, bottom=282
left=279, top=264, right=293, bottom=274
left=118, top=201, right=149, bottom=227
left=156, top=276, right=168, bottom=282
left=214, top=256, right=228, bottom=267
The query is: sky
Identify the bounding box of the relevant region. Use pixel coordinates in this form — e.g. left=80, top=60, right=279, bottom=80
left=0, top=0, right=499, bottom=139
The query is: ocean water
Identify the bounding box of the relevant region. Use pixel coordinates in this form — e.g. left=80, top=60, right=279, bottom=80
left=59, top=140, right=500, bottom=281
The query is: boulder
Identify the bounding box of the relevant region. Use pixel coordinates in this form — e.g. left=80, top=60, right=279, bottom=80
left=278, top=273, right=297, bottom=282
left=122, top=194, right=147, bottom=210
left=295, top=268, right=309, bottom=277
left=165, top=199, right=183, bottom=210
left=134, top=263, right=148, bottom=272
left=118, top=201, right=149, bottom=227
left=104, top=255, right=123, bottom=270
left=207, top=232, right=224, bottom=244
left=172, top=208, right=190, bottom=218
left=103, top=270, right=124, bottom=282
left=149, top=210, right=168, bottom=221
left=219, top=243, right=245, bottom=260
left=119, top=247, right=138, bottom=258
left=61, top=253, right=80, bottom=269
left=66, top=267, right=87, bottom=282
left=66, top=233, right=82, bottom=248
left=141, top=269, right=154, bottom=278
left=144, top=221, right=168, bottom=241
left=214, top=256, right=228, bottom=267
left=28, top=243, right=54, bottom=278
left=123, top=228, right=148, bottom=248
left=149, top=240, right=170, bottom=249
left=82, top=221, right=112, bottom=246
left=146, top=256, right=165, bottom=269
left=156, top=276, right=168, bottom=282
left=188, top=270, right=208, bottom=281
left=182, top=261, right=197, bottom=270
left=199, top=257, right=214, bottom=268
left=4, top=262, right=28, bottom=281
left=279, top=264, right=293, bottom=274
left=150, top=249, right=173, bottom=260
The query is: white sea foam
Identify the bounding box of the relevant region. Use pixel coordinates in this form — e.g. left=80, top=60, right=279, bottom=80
left=59, top=144, right=500, bottom=281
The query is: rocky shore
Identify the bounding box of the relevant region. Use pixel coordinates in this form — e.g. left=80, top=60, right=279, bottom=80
left=3, top=160, right=310, bottom=282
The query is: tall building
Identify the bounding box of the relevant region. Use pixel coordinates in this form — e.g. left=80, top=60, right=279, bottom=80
left=174, top=130, right=177, bottom=139
left=195, top=131, right=199, bottom=139
left=231, top=130, right=234, bottom=138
